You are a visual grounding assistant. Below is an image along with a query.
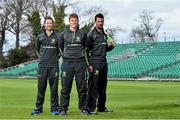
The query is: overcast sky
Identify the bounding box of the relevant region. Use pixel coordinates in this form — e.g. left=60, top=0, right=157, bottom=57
left=4, top=0, right=180, bottom=51
left=65, top=0, right=180, bottom=42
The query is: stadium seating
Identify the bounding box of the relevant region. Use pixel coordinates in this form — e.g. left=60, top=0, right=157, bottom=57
left=148, top=62, right=180, bottom=78
left=107, top=41, right=180, bottom=79
left=1, top=41, right=180, bottom=79
left=0, top=61, right=38, bottom=76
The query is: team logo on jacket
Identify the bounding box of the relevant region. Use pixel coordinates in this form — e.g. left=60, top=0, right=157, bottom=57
left=54, top=72, right=58, bottom=78
left=51, top=39, right=56, bottom=44
left=94, top=70, right=99, bottom=76
left=76, top=37, right=80, bottom=42
left=62, top=71, right=66, bottom=77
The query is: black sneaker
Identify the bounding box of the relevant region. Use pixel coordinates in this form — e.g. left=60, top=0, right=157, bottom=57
left=31, top=109, right=42, bottom=115
left=98, top=108, right=113, bottom=112
left=59, top=110, right=66, bottom=117
left=80, top=109, right=90, bottom=115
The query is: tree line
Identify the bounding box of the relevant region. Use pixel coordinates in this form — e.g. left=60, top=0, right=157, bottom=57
left=0, top=0, right=163, bottom=68
left=0, top=0, right=105, bottom=68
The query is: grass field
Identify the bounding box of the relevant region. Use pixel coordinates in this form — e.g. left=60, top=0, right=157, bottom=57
left=1, top=79, right=180, bottom=119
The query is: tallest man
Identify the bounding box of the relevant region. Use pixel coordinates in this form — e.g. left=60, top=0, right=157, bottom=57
left=59, top=13, right=90, bottom=116
left=87, top=13, right=116, bottom=113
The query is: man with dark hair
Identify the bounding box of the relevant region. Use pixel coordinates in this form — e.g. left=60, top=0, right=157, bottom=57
left=59, top=13, right=90, bottom=116
left=87, top=13, right=116, bottom=113
left=31, top=16, right=60, bottom=115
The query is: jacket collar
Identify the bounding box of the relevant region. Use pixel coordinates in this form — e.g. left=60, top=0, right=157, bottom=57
left=43, top=29, right=55, bottom=36
left=66, top=25, right=79, bottom=32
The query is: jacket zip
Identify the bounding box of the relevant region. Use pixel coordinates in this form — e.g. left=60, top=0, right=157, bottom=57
left=71, top=31, right=76, bottom=43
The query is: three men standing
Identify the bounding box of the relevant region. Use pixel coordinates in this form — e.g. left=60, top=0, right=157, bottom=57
left=31, top=13, right=115, bottom=116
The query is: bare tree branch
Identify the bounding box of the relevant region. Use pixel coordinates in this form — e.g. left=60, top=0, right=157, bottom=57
left=131, top=10, right=163, bottom=42
left=5, top=0, right=33, bottom=48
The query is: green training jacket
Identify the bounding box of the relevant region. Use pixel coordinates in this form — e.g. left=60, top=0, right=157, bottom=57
left=36, top=30, right=60, bottom=67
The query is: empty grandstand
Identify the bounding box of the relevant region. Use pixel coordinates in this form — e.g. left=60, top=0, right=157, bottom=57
left=0, top=41, right=180, bottom=80
left=108, top=41, right=180, bottom=79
